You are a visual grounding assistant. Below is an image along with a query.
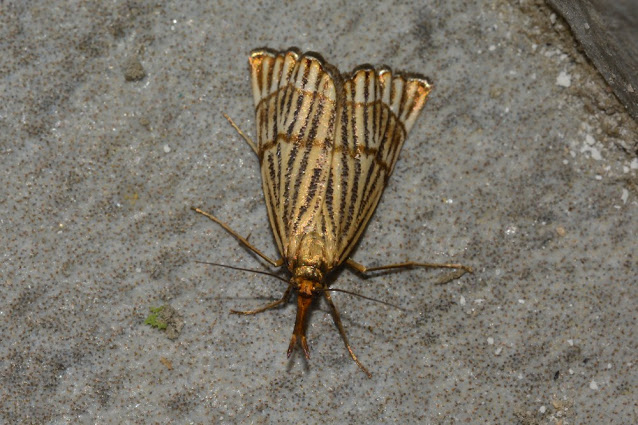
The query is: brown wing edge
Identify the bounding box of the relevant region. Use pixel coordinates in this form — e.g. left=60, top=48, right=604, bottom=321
left=250, top=47, right=344, bottom=98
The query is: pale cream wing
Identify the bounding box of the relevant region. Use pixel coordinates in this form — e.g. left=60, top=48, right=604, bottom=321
left=250, top=49, right=338, bottom=260
left=324, top=67, right=432, bottom=266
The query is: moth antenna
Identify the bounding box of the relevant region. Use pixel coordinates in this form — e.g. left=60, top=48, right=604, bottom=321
left=195, top=260, right=289, bottom=284
left=321, top=288, right=406, bottom=311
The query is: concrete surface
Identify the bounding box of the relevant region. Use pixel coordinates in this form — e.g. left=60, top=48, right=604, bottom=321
left=1, top=1, right=636, bottom=424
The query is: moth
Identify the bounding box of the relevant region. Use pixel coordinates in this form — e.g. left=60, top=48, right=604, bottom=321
left=193, top=47, right=472, bottom=376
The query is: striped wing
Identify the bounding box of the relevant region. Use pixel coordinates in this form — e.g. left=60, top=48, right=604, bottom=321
left=250, top=48, right=338, bottom=260
left=324, top=68, right=432, bottom=265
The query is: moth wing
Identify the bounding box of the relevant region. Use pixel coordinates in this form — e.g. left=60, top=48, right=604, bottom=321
left=324, top=68, right=432, bottom=265
left=250, top=49, right=338, bottom=260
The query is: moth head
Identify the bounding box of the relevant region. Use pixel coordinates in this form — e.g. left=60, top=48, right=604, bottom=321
left=292, top=275, right=326, bottom=295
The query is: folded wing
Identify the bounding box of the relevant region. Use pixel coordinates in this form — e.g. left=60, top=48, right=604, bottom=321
left=324, top=67, right=432, bottom=266
left=250, top=49, right=339, bottom=260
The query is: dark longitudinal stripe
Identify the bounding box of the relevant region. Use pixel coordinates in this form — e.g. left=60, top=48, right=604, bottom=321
left=292, top=120, right=326, bottom=227
left=253, top=55, right=281, bottom=250
left=354, top=74, right=380, bottom=224
left=356, top=149, right=382, bottom=226
left=267, top=60, right=281, bottom=155
left=363, top=72, right=370, bottom=150
left=263, top=152, right=282, bottom=251
left=295, top=164, right=323, bottom=229
left=289, top=73, right=327, bottom=235
left=266, top=150, right=277, bottom=204
left=264, top=57, right=275, bottom=98
left=274, top=141, right=282, bottom=204
left=337, top=102, right=351, bottom=237
left=280, top=60, right=307, bottom=233
left=339, top=180, right=384, bottom=261
left=387, top=122, right=403, bottom=173
left=340, top=78, right=366, bottom=238
left=286, top=60, right=312, bottom=135
left=371, top=74, right=379, bottom=149
left=396, top=79, right=408, bottom=125
left=338, top=82, right=357, bottom=236
left=271, top=62, right=288, bottom=219
left=279, top=59, right=300, bottom=137
left=355, top=164, right=383, bottom=237
left=320, top=208, right=327, bottom=239
left=289, top=145, right=310, bottom=232
left=343, top=157, right=361, bottom=239
left=343, top=164, right=388, bottom=259
left=322, top=107, right=338, bottom=235
left=324, top=167, right=335, bottom=227
left=348, top=80, right=358, bottom=151
left=274, top=59, right=298, bottom=244
left=285, top=66, right=319, bottom=205
left=379, top=109, right=398, bottom=174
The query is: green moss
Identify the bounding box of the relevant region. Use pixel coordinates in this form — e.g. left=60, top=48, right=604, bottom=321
left=144, top=305, right=184, bottom=339
left=144, top=306, right=168, bottom=330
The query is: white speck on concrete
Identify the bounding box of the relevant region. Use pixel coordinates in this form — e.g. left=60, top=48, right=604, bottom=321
left=556, top=71, right=571, bottom=87
left=581, top=134, right=602, bottom=160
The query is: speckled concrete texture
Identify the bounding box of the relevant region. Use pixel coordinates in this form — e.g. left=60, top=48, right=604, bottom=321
left=1, top=1, right=636, bottom=424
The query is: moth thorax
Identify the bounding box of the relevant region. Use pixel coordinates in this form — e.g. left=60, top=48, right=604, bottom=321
left=293, top=265, right=324, bottom=285
left=292, top=232, right=328, bottom=279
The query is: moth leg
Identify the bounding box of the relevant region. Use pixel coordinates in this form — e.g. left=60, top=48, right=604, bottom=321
left=345, top=258, right=473, bottom=282
left=191, top=207, right=284, bottom=268
left=323, top=292, right=372, bottom=378
left=222, top=113, right=258, bottom=155
left=231, top=284, right=293, bottom=315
